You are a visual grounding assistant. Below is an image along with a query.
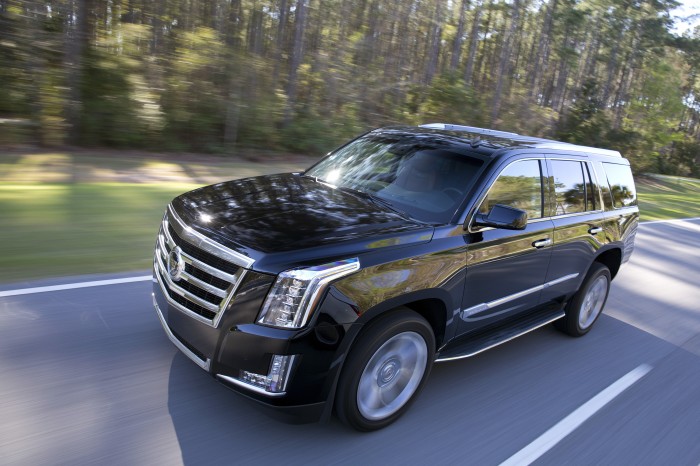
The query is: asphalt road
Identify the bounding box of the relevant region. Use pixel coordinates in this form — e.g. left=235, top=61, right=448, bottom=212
left=1, top=219, right=699, bottom=465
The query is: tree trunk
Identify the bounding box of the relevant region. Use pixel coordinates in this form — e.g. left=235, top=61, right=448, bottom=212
left=272, top=0, right=289, bottom=84
left=528, top=0, right=556, bottom=102
left=284, top=0, right=308, bottom=127
left=490, top=0, right=520, bottom=123
left=424, top=0, right=444, bottom=84
left=463, top=0, right=482, bottom=86
left=64, top=0, right=91, bottom=145
left=450, top=0, right=470, bottom=71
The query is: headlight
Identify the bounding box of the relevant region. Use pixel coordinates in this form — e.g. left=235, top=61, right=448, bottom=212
left=257, top=258, right=360, bottom=329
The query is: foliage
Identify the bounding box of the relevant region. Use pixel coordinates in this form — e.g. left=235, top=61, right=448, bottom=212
left=0, top=0, right=698, bottom=175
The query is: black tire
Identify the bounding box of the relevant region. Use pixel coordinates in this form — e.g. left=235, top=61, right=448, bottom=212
left=555, top=262, right=611, bottom=337
left=335, top=309, right=435, bottom=431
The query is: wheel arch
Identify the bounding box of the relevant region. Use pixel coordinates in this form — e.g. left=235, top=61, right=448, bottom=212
left=593, top=246, right=622, bottom=280
left=355, top=289, right=454, bottom=350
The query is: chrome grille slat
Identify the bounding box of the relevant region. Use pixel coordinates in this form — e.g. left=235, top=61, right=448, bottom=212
left=155, top=251, right=219, bottom=312
left=154, top=261, right=215, bottom=326
left=181, top=253, right=237, bottom=283
left=154, top=206, right=254, bottom=328
left=179, top=270, right=228, bottom=298
left=159, top=230, right=237, bottom=283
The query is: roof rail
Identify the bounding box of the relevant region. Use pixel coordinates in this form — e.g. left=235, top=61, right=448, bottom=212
left=420, top=123, right=521, bottom=139
left=420, top=123, right=622, bottom=158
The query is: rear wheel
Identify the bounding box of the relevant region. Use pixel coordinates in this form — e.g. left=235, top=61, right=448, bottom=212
left=336, top=309, right=435, bottom=431
left=556, top=262, right=611, bottom=337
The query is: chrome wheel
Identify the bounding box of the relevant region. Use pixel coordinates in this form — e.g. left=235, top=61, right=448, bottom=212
left=357, top=331, right=428, bottom=421
left=578, top=275, right=608, bottom=329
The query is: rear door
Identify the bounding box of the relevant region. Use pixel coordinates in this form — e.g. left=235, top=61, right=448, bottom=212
left=460, top=158, right=554, bottom=332
left=540, top=157, right=606, bottom=304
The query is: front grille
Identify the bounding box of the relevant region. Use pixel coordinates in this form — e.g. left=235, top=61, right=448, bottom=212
left=154, top=206, right=252, bottom=327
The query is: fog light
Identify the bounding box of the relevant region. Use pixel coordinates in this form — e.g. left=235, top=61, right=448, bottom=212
left=239, top=354, right=297, bottom=394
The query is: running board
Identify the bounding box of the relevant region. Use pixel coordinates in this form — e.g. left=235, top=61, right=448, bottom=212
left=435, top=307, right=565, bottom=362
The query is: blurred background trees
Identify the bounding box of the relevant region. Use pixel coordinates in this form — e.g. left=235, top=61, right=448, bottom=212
left=2, top=0, right=700, bottom=175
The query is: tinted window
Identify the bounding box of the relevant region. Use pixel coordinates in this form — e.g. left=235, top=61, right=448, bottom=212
left=550, top=160, right=585, bottom=215
left=479, top=160, right=543, bottom=219
left=603, top=163, right=637, bottom=208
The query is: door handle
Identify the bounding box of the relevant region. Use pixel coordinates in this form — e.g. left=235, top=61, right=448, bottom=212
left=532, top=238, right=552, bottom=248
left=588, top=227, right=603, bottom=235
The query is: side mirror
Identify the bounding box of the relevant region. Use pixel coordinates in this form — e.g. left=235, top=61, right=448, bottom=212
left=473, top=204, right=528, bottom=230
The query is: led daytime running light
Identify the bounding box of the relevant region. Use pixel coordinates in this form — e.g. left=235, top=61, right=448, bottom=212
left=258, top=258, right=360, bottom=329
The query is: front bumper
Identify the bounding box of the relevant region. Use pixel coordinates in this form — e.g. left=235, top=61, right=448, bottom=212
left=152, top=274, right=361, bottom=421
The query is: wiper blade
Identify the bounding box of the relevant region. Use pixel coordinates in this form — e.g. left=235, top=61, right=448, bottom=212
left=337, top=186, right=413, bottom=220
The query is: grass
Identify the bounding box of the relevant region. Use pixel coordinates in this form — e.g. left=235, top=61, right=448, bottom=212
left=0, top=150, right=316, bottom=283
left=0, top=150, right=698, bottom=283
left=0, top=183, right=198, bottom=283
left=636, top=174, right=700, bottom=221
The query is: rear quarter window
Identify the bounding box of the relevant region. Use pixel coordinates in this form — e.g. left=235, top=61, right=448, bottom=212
left=602, top=163, right=637, bottom=208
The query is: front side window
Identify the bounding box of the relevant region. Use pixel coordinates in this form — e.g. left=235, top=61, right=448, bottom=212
left=305, top=132, right=484, bottom=223
left=479, top=159, right=543, bottom=220
left=550, top=160, right=586, bottom=215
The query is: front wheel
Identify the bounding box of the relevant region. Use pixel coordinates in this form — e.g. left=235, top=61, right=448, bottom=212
left=556, top=262, right=611, bottom=337
left=336, top=310, right=435, bottom=431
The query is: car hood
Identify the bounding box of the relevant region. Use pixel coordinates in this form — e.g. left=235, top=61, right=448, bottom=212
left=171, top=173, right=434, bottom=273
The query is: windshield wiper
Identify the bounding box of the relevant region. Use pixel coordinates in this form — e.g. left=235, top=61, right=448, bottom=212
left=337, top=186, right=414, bottom=219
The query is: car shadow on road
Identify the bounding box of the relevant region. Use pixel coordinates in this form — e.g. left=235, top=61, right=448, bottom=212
left=166, top=315, right=680, bottom=465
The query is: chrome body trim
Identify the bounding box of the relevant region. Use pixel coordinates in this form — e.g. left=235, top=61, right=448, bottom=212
left=161, top=220, right=238, bottom=282
left=435, top=312, right=565, bottom=362
left=216, top=374, right=287, bottom=397
left=154, top=253, right=219, bottom=312
left=461, top=273, right=579, bottom=319
left=532, top=238, right=552, bottom=248
left=167, top=204, right=255, bottom=269
left=154, top=259, right=218, bottom=326
left=545, top=272, right=580, bottom=287
left=154, top=207, right=250, bottom=328
left=157, top=235, right=228, bottom=297
left=153, top=295, right=211, bottom=371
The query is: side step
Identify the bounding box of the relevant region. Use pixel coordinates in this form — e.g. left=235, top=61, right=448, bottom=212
left=435, top=306, right=565, bottom=362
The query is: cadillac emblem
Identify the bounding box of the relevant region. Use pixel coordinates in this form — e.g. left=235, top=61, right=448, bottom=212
left=167, top=246, right=185, bottom=281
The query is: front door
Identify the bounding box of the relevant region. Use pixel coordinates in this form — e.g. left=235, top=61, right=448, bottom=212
left=460, top=158, right=554, bottom=334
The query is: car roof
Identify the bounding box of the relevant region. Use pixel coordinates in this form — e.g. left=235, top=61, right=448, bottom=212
left=402, top=123, right=623, bottom=158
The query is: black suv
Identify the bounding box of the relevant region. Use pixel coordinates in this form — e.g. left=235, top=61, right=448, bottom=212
left=152, top=124, right=638, bottom=431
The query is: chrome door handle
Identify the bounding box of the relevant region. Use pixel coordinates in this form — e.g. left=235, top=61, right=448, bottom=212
left=532, top=238, right=552, bottom=248
left=588, top=227, right=603, bottom=235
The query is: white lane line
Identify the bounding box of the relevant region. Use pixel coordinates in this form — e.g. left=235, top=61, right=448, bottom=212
left=0, top=275, right=152, bottom=298
left=500, top=364, right=653, bottom=466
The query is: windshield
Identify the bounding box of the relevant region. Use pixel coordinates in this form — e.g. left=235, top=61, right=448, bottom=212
left=306, top=132, right=484, bottom=223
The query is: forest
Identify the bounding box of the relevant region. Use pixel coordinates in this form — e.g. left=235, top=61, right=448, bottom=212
left=1, top=0, right=700, bottom=175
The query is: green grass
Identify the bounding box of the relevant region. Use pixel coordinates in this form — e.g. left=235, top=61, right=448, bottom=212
left=0, top=150, right=316, bottom=283
left=637, top=175, right=700, bottom=221
left=0, top=183, right=197, bottom=283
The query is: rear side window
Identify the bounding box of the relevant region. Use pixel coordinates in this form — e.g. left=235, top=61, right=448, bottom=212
left=550, top=160, right=586, bottom=215
left=479, top=159, right=543, bottom=220
left=602, top=163, right=637, bottom=208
